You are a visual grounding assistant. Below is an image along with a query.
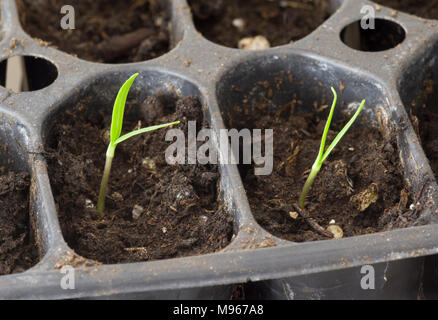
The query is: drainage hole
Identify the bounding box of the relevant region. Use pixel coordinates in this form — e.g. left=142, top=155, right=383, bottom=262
left=0, top=55, right=58, bottom=92
left=341, top=18, right=405, bottom=52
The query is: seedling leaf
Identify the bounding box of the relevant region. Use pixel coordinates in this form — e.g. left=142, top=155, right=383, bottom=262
left=97, top=73, right=181, bottom=216
left=110, top=73, right=138, bottom=145
left=298, top=87, right=365, bottom=208
left=115, top=121, right=180, bottom=145
left=318, top=87, right=338, bottom=160
left=321, top=98, right=365, bottom=163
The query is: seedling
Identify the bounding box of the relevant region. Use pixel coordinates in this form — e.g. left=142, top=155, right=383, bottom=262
left=298, top=87, right=365, bottom=208
left=97, top=73, right=180, bottom=215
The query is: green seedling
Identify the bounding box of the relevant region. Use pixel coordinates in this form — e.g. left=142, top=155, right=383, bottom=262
left=298, top=87, right=366, bottom=208
left=97, top=73, right=180, bottom=215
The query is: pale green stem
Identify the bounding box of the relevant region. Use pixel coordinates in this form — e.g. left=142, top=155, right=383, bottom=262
left=97, top=144, right=116, bottom=215
left=299, top=160, right=322, bottom=208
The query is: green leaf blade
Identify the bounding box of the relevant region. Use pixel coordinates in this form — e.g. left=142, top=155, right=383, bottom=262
left=110, top=73, right=139, bottom=145
left=321, top=99, right=366, bottom=163
left=114, top=121, right=180, bottom=145
left=318, top=87, right=337, bottom=163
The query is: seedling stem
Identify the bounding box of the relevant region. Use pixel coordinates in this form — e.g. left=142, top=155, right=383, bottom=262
left=298, top=87, right=365, bottom=208
left=97, top=73, right=179, bottom=215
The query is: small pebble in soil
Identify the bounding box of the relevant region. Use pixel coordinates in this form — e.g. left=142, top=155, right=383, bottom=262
left=141, top=157, right=156, bottom=170
left=85, top=199, right=94, bottom=209
left=327, top=225, right=344, bottom=239
left=232, top=18, right=245, bottom=30
left=112, top=192, right=123, bottom=202
left=199, top=215, right=208, bottom=224
left=238, top=35, right=270, bottom=50
left=289, top=211, right=299, bottom=219
left=132, top=204, right=144, bottom=220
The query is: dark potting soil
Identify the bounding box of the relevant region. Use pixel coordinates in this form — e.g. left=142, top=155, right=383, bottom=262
left=46, top=95, right=233, bottom=264
left=0, top=171, right=38, bottom=275
left=188, top=0, right=331, bottom=48
left=17, top=0, right=170, bottom=63
left=412, top=79, right=438, bottom=177
left=235, top=103, right=417, bottom=242
left=230, top=284, right=245, bottom=300
left=373, top=0, right=438, bottom=20
left=417, top=112, right=438, bottom=176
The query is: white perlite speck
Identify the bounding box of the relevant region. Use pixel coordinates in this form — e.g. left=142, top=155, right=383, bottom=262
left=132, top=204, right=144, bottom=220
left=238, top=35, right=270, bottom=50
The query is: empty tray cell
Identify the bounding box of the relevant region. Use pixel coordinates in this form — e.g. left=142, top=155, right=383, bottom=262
left=42, top=71, right=233, bottom=264
left=399, top=38, right=438, bottom=178
left=188, top=0, right=337, bottom=49
left=0, top=117, right=38, bottom=275
left=373, top=0, right=438, bottom=20
left=17, top=0, right=172, bottom=63
left=217, top=53, right=420, bottom=242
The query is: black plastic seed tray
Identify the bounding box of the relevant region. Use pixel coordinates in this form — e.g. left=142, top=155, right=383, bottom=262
left=0, top=0, right=438, bottom=299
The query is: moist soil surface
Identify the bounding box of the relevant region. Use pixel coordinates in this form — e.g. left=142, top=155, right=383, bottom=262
left=237, top=105, right=417, bottom=242
left=417, top=109, right=438, bottom=177
left=17, top=0, right=170, bottom=63
left=412, top=79, right=438, bottom=177
left=0, top=171, right=38, bottom=274
left=189, top=0, right=331, bottom=48
left=373, top=0, right=438, bottom=20
left=47, top=95, right=233, bottom=264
